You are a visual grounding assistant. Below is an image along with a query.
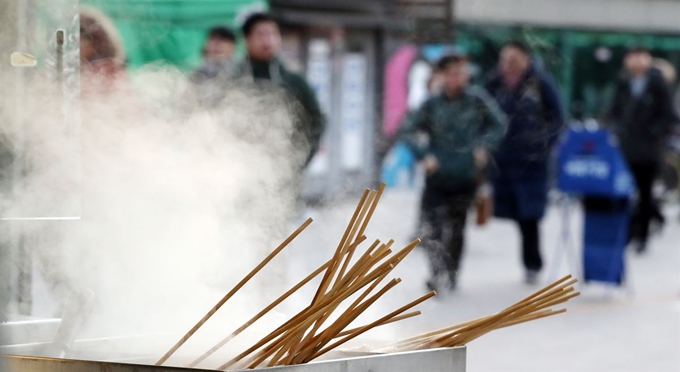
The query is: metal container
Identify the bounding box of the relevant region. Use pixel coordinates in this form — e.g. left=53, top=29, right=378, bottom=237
left=1, top=347, right=466, bottom=372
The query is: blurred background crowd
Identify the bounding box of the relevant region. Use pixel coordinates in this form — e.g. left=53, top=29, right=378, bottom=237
left=3, top=0, right=680, bottom=297
left=2, top=1, right=680, bottom=370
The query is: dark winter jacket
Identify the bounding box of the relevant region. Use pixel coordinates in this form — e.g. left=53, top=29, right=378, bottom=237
left=608, top=67, right=679, bottom=164
left=485, top=64, right=564, bottom=220
left=402, top=86, right=507, bottom=191
left=232, top=58, right=325, bottom=167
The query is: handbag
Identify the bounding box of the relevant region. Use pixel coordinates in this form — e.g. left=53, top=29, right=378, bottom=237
left=475, top=184, right=493, bottom=226
left=475, top=166, right=493, bottom=226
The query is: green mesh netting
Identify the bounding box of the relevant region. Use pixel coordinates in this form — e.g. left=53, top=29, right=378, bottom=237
left=80, top=0, right=268, bottom=70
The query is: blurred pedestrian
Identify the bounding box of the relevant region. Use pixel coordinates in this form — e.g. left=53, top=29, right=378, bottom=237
left=651, top=58, right=677, bottom=227
left=231, top=13, right=326, bottom=296
left=485, top=40, right=564, bottom=285
left=608, top=47, right=679, bottom=253
left=233, top=12, right=325, bottom=168
left=190, top=26, right=237, bottom=85
left=402, top=65, right=446, bottom=237
left=403, top=53, right=507, bottom=293
left=80, top=5, right=127, bottom=96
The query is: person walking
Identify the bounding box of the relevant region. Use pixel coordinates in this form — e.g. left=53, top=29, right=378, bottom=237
left=484, top=40, right=564, bottom=285
left=232, top=13, right=325, bottom=168
left=231, top=13, right=326, bottom=299
left=403, top=53, right=507, bottom=293
left=608, top=47, right=679, bottom=253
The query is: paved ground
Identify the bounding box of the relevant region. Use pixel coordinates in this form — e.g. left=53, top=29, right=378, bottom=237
left=288, top=188, right=680, bottom=372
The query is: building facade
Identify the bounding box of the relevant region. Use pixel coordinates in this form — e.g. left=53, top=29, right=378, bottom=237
left=456, top=0, right=680, bottom=33
left=271, top=0, right=409, bottom=198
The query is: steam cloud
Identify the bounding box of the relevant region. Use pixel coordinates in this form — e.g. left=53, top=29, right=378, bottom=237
left=1, top=49, right=308, bottom=365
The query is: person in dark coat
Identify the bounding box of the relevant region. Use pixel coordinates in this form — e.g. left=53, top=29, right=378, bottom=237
left=484, top=40, right=564, bottom=285
left=232, top=13, right=325, bottom=168
left=608, top=47, right=679, bottom=253
left=403, top=54, right=507, bottom=292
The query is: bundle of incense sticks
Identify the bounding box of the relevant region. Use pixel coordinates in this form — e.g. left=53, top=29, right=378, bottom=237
left=387, top=274, right=580, bottom=351
left=157, top=184, right=435, bottom=370
left=156, top=184, right=579, bottom=371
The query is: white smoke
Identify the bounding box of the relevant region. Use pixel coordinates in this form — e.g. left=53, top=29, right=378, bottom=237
left=0, top=57, right=310, bottom=366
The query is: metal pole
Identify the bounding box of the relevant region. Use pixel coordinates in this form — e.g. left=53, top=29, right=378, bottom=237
left=0, top=0, right=23, bottom=321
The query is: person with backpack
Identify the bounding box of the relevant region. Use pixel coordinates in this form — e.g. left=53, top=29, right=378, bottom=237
left=484, top=40, right=565, bottom=285
left=403, top=52, right=507, bottom=293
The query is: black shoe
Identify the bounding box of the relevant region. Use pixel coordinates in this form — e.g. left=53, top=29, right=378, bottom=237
left=525, top=270, right=539, bottom=285
left=635, top=241, right=648, bottom=254
left=448, top=279, right=458, bottom=292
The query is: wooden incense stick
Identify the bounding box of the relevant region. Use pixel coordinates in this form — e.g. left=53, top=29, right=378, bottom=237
left=336, top=311, right=421, bottom=338
left=336, top=185, right=383, bottom=281
left=238, top=290, right=357, bottom=370
left=398, top=277, right=576, bottom=350
left=388, top=313, right=495, bottom=349
left=310, top=290, right=436, bottom=361
left=276, top=236, right=376, bottom=365
left=531, top=292, right=580, bottom=314
left=311, top=190, right=370, bottom=306
left=429, top=277, right=577, bottom=347
left=282, top=258, right=394, bottom=360
left=334, top=242, right=391, bottom=290
left=523, top=286, right=576, bottom=311
left=334, top=191, right=377, bottom=285
left=287, top=240, right=395, bottom=363
left=496, top=309, right=567, bottom=330
left=155, top=218, right=313, bottom=366
left=509, top=275, right=574, bottom=308
left=280, top=278, right=402, bottom=366
left=262, top=240, right=380, bottom=350
left=303, top=199, right=378, bottom=340
left=219, top=262, right=396, bottom=370
left=309, top=232, right=380, bottom=335
left=431, top=311, right=547, bottom=349
left=274, top=256, right=388, bottom=359
left=294, top=277, right=403, bottom=360
left=247, top=275, right=392, bottom=370
left=447, top=308, right=570, bottom=347
left=342, top=240, right=419, bottom=318
left=303, top=289, right=431, bottom=364
left=187, top=259, right=332, bottom=368
left=349, top=239, right=419, bottom=288
left=323, top=185, right=383, bottom=307
left=338, top=238, right=417, bottom=292
left=429, top=281, right=577, bottom=348
left=357, top=183, right=386, bottom=238
left=395, top=308, right=569, bottom=352
left=287, top=243, right=394, bottom=360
